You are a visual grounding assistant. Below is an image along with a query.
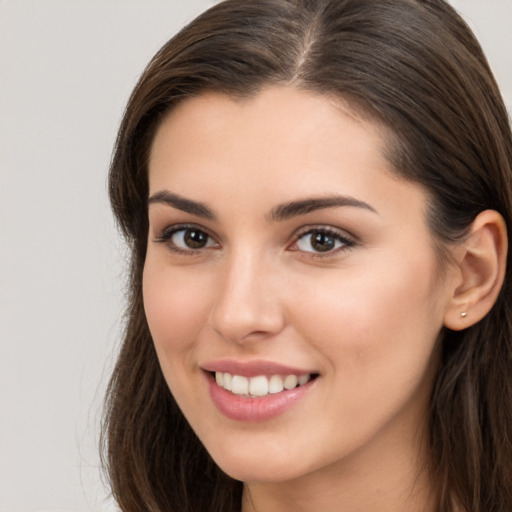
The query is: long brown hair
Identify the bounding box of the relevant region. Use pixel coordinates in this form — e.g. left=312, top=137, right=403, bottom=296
left=103, top=1, right=512, bottom=510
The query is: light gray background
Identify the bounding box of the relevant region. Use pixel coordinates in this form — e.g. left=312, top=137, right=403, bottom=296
left=0, top=1, right=510, bottom=511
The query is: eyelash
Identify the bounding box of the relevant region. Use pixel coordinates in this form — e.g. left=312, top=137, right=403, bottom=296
left=154, top=224, right=356, bottom=257
left=290, top=226, right=356, bottom=257
left=154, top=224, right=219, bottom=255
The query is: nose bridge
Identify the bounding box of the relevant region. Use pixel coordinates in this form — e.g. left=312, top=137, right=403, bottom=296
left=209, top=245, right=284, bottom=343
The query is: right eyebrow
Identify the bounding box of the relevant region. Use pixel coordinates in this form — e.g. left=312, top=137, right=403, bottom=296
left=147, top=190, right=215, bottom=219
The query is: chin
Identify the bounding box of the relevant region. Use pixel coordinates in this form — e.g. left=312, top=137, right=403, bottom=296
left=207, top=445, right=316, bottom=484
left=219, top=462, right=302, bottom=484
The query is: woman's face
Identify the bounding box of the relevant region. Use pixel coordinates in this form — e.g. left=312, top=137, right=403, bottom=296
left=143, top=87, right=456, bottom=484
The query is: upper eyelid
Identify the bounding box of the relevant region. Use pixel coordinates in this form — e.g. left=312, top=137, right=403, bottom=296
left=153, top=223, right=219, bottom=250
left=156, top=223, right=215, bottom=239
left=292, top=224, right=357, bottom=242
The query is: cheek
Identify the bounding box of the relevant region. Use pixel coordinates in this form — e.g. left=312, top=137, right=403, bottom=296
left=291, top=255, right=444, bottom=376
left=142, top=259, right=212, bottom=356
left=286, top=261, right=443, bottom=448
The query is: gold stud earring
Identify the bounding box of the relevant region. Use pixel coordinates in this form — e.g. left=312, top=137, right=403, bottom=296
left=461, top=311, right=467, bottom=318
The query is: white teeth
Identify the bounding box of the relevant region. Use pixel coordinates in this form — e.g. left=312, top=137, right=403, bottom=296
left=284, top=374, right=298, bottom=390
left=268, top=375, right=284, bottom=394
left=231, top=375, right=249, bottom=395
left=214, top=372, right=312, bottom=397
left=223, top=372, right=232, bottom=391
left=249, top=375, right=269, bottom=397
left=298, top=374, right=309, bottom=386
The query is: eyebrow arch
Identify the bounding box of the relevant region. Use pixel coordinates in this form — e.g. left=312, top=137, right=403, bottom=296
left=147, top=190, right=215, bottom=219
left=270, top=195, right=378, bottom=221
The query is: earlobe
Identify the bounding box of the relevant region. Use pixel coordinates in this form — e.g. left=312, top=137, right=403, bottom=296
left=443, top=210, right=508, bottom=331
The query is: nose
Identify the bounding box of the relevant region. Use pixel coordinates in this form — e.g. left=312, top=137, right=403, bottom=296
left=208, top=250, right=286, bottom=344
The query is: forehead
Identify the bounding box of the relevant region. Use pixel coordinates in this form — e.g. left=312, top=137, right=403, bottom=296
left=148, top=86, right=395, bottom=194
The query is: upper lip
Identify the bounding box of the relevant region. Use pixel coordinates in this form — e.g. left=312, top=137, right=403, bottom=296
left=201, top=359, right=318, bottom=377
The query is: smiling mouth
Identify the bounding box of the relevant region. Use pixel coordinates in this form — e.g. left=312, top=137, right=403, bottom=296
left=212, top=371, right=318, bottom=398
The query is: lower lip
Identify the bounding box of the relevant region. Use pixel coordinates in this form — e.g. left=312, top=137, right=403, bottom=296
left=205, top=372, right=315, bottom=422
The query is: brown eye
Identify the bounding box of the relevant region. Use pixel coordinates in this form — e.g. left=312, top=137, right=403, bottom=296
left=182, top=229, right=210, bottom=249
left=294, top=228, right=355, bottom=255
left=157, top=226, right=218, bottom=251
left=310, top=232, right=336, bottom=252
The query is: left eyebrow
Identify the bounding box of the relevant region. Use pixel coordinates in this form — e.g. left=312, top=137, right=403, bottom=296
left=269, top=195, right=378, bottom=222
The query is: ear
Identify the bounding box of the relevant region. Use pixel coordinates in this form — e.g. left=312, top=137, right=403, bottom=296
left=443, top=210, right=508, bottom=331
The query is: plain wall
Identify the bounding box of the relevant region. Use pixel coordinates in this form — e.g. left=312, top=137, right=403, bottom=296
left=0, top=1, right=510, bottom=511
left=0, top=2, right=213, bottom=511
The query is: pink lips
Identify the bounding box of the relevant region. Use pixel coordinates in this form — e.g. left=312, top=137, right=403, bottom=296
left=202, top=359, right=317, bottom=422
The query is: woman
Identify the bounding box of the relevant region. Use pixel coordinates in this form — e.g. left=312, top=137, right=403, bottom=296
left=103, top=0, right=512, bottom=510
